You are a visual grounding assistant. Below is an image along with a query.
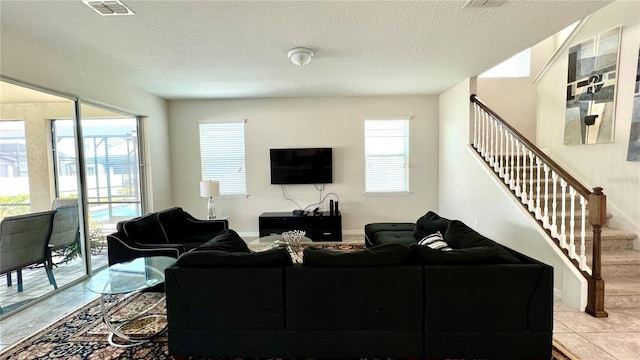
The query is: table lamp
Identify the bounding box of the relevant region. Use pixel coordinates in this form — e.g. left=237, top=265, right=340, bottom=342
left=200, top=180, right=220, bottom=219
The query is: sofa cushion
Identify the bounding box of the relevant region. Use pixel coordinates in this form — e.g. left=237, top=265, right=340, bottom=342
left=411, top=244, right=521, bottom=264
left=122, top=213, right=168, bottom=245
left=197, top=229, right=251, bottom=253
left=371, top=231, right=417, bottom=246
left=365, top=222, right=416, bottom=235
left=442, top=220, right=522, bottom=264
left=417, top=231, right=451, bottom=251
left=413, top=211, right=451, bottom=240
left=176, top=247, right=292, bottom=268
left=303, top=243, right=411, bottom=267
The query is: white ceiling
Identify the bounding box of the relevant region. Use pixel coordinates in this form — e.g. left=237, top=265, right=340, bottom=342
left=0, top=0, right=612, bottom=100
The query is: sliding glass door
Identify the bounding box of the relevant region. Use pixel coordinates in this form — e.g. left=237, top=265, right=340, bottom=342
left=0, top=79, right=146, bottom=318
left=53, top=103, right=143, bottom=270
left=0, top=80, right=83, bottom=317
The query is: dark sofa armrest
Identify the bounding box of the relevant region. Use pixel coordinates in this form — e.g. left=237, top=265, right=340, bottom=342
left=423, top=263, right=553, bottom=332
left=107, top=233, right=181, bottom=265
left=133, top=242, right=186, bottom=252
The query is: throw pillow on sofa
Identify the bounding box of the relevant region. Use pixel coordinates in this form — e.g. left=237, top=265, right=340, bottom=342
left=417, top=231, right=452, bottom=251
left=197, top=229, right=251, bottom=253
left=442, top=220, right=522, bottom=264
left=176, top=247, right=293, bottom=268
left=303, top=243, right=411, bottom=267
left=413, top=211, right=451, bottom=240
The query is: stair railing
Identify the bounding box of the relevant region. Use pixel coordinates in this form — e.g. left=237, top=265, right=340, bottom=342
left=470, top=94, right=608, bottom=317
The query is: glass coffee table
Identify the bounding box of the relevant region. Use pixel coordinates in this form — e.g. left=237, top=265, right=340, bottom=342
left=87, top=256, right=176, bottom=347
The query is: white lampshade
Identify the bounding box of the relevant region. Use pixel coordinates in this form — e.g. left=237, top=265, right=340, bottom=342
left=200, top=180, right=220, bottom=198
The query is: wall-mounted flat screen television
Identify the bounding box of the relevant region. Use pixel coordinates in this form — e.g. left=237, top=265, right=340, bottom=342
left=270, top=147, right=333, bottom=184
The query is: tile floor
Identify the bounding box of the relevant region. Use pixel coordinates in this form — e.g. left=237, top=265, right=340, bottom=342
left=0, top=237, right=639, bottom=359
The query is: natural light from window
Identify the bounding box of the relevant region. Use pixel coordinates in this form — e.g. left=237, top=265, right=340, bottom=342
left=479, top=48, right=531, bottom=78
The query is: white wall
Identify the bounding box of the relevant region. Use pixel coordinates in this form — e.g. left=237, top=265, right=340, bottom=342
left=536, top=1, right=640, bottom=243
left=439, top=78, right=587, bottom=310
left=168, top=96, right=439, bottom=236
left=477, top=78, right=537, bottom=141
left=0, top=29, right=173, bottom=211
left=476, top=31, right=559, bottom=143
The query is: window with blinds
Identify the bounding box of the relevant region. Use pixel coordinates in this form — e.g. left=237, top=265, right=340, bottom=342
left=199, top=121, right=247, bottom=196
left=364, top=118, right=409, bottom=193
left=479, top=48, right=531, bottom=78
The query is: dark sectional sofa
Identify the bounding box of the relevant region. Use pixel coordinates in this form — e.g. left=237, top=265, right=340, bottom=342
left=106, top=207, right=228, bottom=265
left=165, top=212, right=554, bottom=360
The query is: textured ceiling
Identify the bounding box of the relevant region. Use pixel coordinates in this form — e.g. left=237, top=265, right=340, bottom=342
left=0, top=0, right=612, bottom=100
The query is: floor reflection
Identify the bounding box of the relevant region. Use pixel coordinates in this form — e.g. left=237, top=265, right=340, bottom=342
left=0, top=247, right=108, bottom=316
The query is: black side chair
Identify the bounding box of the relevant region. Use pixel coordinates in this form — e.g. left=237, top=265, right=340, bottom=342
left=0, top=211, right=57, bottom=293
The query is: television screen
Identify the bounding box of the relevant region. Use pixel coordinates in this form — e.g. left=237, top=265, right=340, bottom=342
left=270, top=147, right=333, bottom=184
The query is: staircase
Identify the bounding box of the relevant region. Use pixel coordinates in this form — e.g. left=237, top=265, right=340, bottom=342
left=528, top=177, right=640, bottom=310
left=470, top=94, right=639, bottom=316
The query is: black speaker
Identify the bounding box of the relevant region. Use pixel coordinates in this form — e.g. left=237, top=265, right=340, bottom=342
left=334, top=201, right=339, bottom=215
left=329, top=200, right=335, bottom=216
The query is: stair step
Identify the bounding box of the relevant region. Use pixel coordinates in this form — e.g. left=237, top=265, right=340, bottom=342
left=604, top=277, right=640, bottom=309
left=597, top=250, right=640, bottom=279
left=586, top=228, right=637, bottom=250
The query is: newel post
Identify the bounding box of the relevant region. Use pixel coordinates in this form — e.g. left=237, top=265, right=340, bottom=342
left=585, top=187, right=608, bottom=317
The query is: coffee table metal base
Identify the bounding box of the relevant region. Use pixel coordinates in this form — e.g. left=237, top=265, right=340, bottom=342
left=99, top=292, right=167, bottom=348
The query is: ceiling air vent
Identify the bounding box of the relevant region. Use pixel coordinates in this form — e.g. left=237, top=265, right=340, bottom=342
left=462, top=0, right=506, bottom=8
left=83, top=0, right=135, bottom=16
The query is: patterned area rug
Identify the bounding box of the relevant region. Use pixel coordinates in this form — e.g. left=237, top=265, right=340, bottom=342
left=0, top=244, right=574, bottom=360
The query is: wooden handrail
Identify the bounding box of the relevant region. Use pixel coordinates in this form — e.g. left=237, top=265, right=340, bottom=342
left=470, top=94, right=591, bottom=197
left=470, top=94, right=607, bottom=318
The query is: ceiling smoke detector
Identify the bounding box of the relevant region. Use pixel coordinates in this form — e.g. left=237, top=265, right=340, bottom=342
left=287, top=47, right=314, bottom=66
left=83, top=1, right=135, bottom=16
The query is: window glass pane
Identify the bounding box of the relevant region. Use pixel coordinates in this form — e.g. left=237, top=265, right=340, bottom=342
left=0, top=121, right=30, bottom=217
left=364, top=119, right=409, bottom=193
left=199, top=122, right=247, bottom=196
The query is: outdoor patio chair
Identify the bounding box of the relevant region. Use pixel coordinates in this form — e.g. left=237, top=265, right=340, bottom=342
left=47, top=204, right=80, bottom=265
left=0, top=211, right=57, bottom=293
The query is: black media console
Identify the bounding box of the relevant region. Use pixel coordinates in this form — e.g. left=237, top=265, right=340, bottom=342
left=258, top=211, right=342, bottom=241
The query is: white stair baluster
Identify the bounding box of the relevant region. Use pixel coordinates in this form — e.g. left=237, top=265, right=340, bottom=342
left=488, top=117, right=494, bottom=167
left=499, top=125, right=505, bottom=178
left=528, top=150, right=535, bottom=210
left=535, top=157, right=542, bottom=220
left=520, top=144, right=528, bottom=204
left=569, top=187, right=577, bottom=258
left=509, top=134, right=516, bottom=190
left=551, top=171, right=558, bottom=238
left=515, top=140, right=521, bottom=196
left=579, top=196, right=588, bottom=271
left=542, top=164, right=550, bottom=229
left=473, top=104, right=479, bottom=149
left=559, top=179, right=567, bottom=248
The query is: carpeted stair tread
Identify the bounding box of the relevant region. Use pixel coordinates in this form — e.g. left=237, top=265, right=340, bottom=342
left=592, top=249, right=640, bottom=280
left=604, top=277, right=640, bottom=309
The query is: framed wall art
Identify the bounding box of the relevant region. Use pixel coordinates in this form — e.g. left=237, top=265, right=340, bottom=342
left=565, top=26, right=622, bottom=145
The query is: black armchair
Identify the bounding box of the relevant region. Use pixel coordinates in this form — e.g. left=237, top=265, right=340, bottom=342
left=107, top=207, right=228, bottom=265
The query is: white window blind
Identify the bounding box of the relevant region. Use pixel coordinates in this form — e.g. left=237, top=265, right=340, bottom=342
left=199, top=121, right=247, bottom=196
left=479, top=48, right=531, bottom=78
left=364, top=118, right=409, bottom=193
